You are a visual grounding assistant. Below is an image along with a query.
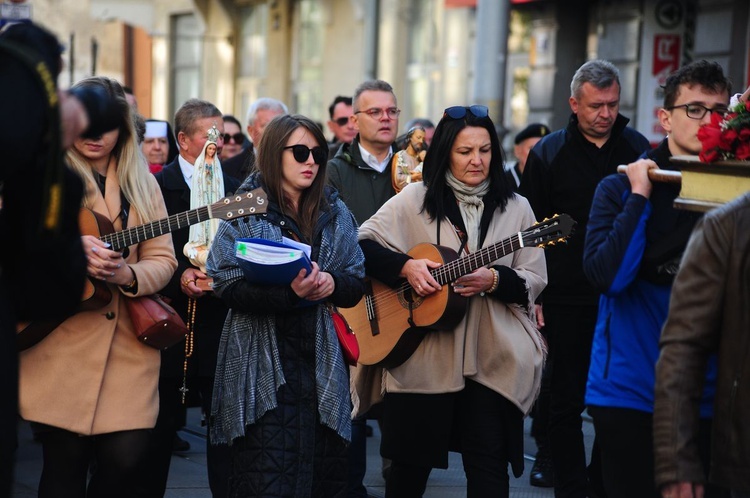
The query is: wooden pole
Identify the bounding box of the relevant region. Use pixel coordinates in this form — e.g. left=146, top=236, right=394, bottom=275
left=616, top=165, right=682, bottom=184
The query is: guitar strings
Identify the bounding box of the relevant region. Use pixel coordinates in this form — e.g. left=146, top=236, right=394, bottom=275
left=97, top=189, right=267, bottom=250
left=361, top=234, right=523, bottom=317
left=99, top=206, right=212, bottom=250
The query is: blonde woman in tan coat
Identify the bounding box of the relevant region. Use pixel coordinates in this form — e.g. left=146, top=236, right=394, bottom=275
left=18, top=77, right=177, bottom=498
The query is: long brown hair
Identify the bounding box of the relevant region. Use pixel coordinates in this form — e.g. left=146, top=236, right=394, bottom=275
left=256, top=114, right=329, bottom=242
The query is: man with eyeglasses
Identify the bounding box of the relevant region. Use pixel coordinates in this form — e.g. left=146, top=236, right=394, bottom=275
left=327, top=95, right=358, bottom=157
left=327, top=79, right=400, bottom=498
left=327, top=79, right=400, bottom=225
left=582, top=60, right=731, bottom=498
left=222, top=97, right=288, bottom=182
left=519, top=59, right=651, bottom=498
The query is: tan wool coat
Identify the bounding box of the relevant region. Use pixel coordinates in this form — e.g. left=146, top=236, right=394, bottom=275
left=19, top=172, right=177, bottom=435
left=354, top=182, right=547, bottom=417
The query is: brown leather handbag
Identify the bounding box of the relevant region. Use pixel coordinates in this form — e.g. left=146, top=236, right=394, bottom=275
left=125, top=294, right=188, bottom=349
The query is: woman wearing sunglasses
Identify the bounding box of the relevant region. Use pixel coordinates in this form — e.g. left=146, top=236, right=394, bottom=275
left=205, top=114, right=365, bottom=497
left=356, top=105, right=547, bottom=497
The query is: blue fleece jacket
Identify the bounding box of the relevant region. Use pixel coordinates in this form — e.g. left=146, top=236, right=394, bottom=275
left=583, top=140, right=717, bottom=416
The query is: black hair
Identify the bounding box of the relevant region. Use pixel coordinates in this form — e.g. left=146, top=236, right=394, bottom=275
left=328, top=96, right=353, bottom=119
left=663, top=60, right=732, bottom=108
left=421, top=109, right=513, bottom=222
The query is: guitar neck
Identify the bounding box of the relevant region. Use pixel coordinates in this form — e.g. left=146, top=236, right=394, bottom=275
left=101, top=205, right=212, bottom=251
left=431, top=233, right=522, bottom=285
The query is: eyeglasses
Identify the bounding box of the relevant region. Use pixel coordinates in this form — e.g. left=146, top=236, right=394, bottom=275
left=666, top=103, right=728, bottom=120
left=332, top=117, right=350, bottom=127
left=223, top=133, right=245, bottom=144
left=283, top=144, right=327, bottom=165
left=443, top=105, right=490, bottom=120
left=354, top=107, right=401, bottom=120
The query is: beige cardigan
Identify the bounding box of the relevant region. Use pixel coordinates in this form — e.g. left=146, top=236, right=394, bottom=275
left=354, top=182, right=547, bottom=416
left=19, top=173, right=177, bottom=435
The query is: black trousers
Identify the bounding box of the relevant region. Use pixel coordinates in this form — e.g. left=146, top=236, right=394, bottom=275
left=135, top=376, right=230, bottom=498
left=35, top=426, right=150, bottom=498
left=544, top=303, right=602, bottom=498
left=384, top=380, right=521, bottom=498
left=590, top=406, right=727, bottom=498
left=530, top=327, right=552, bottom=452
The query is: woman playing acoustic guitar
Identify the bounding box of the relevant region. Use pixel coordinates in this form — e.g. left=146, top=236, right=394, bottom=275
left=18, top=77, right=177, bottom=497
left=356, top=105, right=548, bottom=497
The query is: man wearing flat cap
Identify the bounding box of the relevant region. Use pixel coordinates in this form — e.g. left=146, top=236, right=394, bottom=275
left=505, top=123, right=551, bottom=189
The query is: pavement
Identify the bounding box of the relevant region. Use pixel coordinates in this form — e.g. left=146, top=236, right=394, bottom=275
left=11, top=408, right=596, bottom=497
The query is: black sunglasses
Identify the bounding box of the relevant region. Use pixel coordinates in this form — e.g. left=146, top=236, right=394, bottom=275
left=284, top=144, right=327, bottom=165
left=333, top=117, right=350, bottom=126
left=223, top=133, right=245, bottom=143
left=443, top=105, right=490, bottom=120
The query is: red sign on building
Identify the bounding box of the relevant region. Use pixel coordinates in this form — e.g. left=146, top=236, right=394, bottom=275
left=653, top=34, right=681, bottom=81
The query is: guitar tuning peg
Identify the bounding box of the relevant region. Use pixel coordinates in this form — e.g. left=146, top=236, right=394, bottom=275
left=558, top=238, right=567, bottom=243
left=547, top=241, right=555, bottom=247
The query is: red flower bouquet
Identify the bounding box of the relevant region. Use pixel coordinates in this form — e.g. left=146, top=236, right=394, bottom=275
left=698, top=99, right=750, bottom=162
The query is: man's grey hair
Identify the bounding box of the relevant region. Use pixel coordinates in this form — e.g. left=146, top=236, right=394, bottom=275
left=174, top=98, right=222, bottom=138
left=352, top=80, right=396, bottom=112
left=246, top=97, right=289, bottom=126
left=570, top=60, right=621, bottom=98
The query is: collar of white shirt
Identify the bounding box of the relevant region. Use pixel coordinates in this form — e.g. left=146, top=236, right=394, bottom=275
left=178, top=155, right=194, bottom=188
left=357, top=143, right=393, bottom=174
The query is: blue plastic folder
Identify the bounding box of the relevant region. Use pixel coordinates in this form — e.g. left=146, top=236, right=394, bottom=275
left=235, top=238, right=313, bottom=285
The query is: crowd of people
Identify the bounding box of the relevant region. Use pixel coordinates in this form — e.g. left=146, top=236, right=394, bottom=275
left=3, top=13, right=750, bottom=498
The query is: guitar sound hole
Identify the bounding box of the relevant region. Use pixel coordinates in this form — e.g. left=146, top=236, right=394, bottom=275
left=397, top=289, right=423, bottom=309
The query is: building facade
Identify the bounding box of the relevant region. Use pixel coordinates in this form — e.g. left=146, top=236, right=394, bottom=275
left=17, top=0, right=750, bottom=144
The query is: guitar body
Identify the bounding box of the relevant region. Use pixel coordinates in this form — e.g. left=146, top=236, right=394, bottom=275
left=77, top=208, right=115, bottom=310
left=341, top=243, right=467, bottom=368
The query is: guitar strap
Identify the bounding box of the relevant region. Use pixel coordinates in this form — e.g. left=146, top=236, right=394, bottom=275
left=94, top=172, right=131, bottom=228
left=437, top=220, right=469, bottom=257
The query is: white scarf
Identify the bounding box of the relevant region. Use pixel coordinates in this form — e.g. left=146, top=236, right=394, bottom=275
left=445, top=171, right=490, bottom=253
left=185, top=138, right=225, bottom=271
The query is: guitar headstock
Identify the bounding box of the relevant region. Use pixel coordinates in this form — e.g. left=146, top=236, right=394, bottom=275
left=210, top=187, right=269, bottom=220
left=521, top=214, right=576, bottom=248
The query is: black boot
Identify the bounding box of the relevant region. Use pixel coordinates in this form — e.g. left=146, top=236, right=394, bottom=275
left=529, top=446, right=554, bottom=488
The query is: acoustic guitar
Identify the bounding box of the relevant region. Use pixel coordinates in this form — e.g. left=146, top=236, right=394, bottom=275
left=17, top=188, right=268, bottom=351
left=340, top=214, right=575, bottom=368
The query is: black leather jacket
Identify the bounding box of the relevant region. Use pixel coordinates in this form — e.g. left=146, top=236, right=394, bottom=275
left=654, top=192, right=750, bottom=492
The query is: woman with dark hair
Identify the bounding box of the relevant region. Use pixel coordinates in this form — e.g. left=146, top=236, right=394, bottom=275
left=18, top=76, right=177, bottom=497
left=206, top=114, right=365, bottom=497
left=355, top=105, right=547, bottom=497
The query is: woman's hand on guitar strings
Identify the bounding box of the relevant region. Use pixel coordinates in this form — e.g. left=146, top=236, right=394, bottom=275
left=452, top=267, right=494, bottom=297
left=82, top=235, right=131, bottom=285
left=400, top=258, right=442, bottom=297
